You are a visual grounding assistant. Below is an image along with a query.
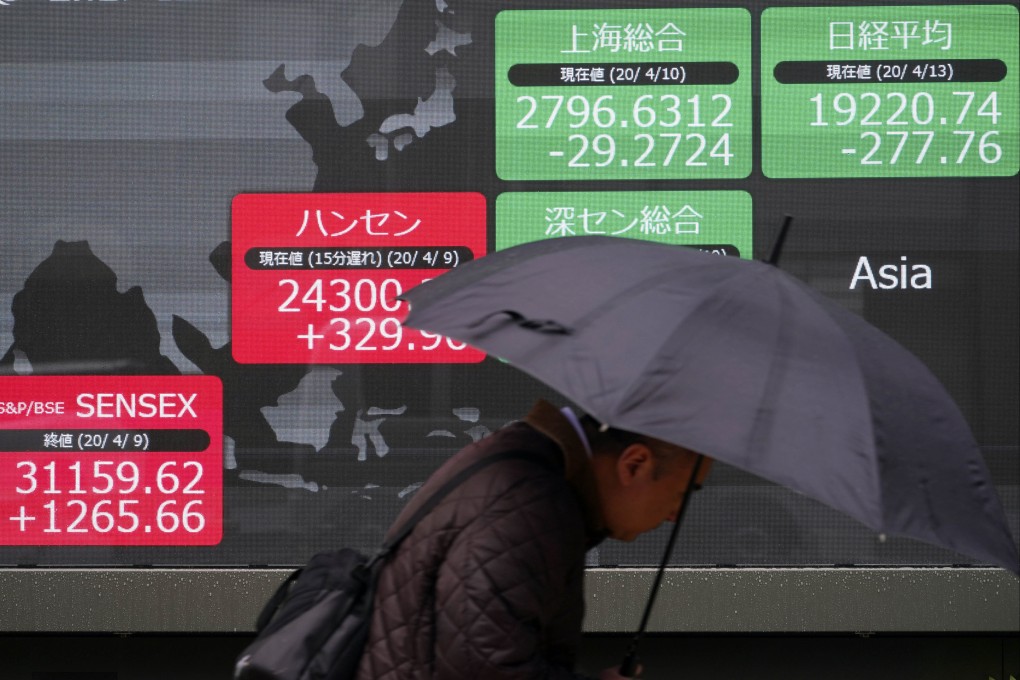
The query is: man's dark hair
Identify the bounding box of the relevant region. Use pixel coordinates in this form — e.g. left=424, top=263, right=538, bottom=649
left=579, top=414, right=695, bottom=480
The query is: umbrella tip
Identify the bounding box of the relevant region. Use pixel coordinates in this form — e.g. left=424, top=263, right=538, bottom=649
left=765, top=215, right=794, bottom=267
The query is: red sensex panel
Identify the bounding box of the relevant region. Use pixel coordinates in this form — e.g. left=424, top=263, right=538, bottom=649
left=231, top=192, right=487, bottom=364
left=0, top=376, right=223, bottom=546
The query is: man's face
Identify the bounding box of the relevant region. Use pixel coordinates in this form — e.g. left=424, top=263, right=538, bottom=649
left=599, top=445, right=710, bottom=542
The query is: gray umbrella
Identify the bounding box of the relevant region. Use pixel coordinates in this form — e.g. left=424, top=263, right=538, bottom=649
left=400, top=234, right=1019, bottom=575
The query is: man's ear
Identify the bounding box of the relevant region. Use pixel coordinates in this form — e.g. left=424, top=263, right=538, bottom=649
left=616, top=443, right=655, bottom=486
left=693, top=456, right=714, bottom=488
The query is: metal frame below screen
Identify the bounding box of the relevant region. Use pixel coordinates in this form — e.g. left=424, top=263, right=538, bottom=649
left=0, top=567, right=1016, bottom=634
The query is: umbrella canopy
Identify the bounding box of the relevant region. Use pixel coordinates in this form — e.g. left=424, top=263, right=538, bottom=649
left=401, top=235, right=1019, bottom=574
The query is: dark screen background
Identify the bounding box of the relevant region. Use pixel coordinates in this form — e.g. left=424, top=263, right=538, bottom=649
left=0, top=0, right=1016, bottom=567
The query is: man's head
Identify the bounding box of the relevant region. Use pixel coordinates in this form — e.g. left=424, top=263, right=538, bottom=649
left=582, top=416, right=712, bottom=542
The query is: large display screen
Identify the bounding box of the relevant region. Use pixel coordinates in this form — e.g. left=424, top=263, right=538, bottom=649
left=1, top=0, right=1016, bottom=569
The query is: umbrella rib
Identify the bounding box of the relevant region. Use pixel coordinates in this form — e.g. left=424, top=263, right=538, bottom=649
left=808, top=288, right=885, bottom=530
left=607, top=265, right=886, bottom=529
left=742, top=273, right=790, bottom=468
left=610, top=263, right=766, bottom=433
left=740, top=279, right=884, bottom=520
left=572, top=257, right=738, bottom=426
left=758, top=279, right=884, bottom=525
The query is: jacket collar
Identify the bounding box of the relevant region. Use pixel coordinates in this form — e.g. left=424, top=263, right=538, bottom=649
left=524, top=399, right=607, bottom=545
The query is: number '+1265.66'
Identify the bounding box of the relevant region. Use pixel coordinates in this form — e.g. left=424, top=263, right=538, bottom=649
left=31, top=498, right=207, bottom=534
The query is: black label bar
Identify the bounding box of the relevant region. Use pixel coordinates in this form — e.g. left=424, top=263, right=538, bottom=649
left=509, top=62, right=739, bottom=86
left=774, top=59, right=1006, bottom=84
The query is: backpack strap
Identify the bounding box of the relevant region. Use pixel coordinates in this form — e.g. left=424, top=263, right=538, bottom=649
left=254, top=568, right=303, bottom=631
left=366, top=450, right=553, bottom=567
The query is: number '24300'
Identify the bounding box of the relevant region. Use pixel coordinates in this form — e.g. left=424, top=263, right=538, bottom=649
left=278, top=278, right=404, bottom=314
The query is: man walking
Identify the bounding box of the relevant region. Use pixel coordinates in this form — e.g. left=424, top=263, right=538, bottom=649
left=356, top=399, right=709, bottom=680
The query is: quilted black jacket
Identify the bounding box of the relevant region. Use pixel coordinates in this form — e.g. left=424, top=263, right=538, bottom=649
left=356, top=401, right=606, bottom=680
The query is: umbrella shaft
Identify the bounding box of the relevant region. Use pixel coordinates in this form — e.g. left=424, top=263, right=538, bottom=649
left=630, top=454, right=705, bottom=641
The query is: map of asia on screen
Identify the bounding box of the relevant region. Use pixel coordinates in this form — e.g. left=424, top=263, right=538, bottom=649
left=1, top=0, right=1016, bottom=568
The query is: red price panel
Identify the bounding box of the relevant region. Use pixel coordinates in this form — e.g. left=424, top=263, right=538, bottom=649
left=232, top=192, right=487, bottom=364
left=0, top=376, right=223, bottom=546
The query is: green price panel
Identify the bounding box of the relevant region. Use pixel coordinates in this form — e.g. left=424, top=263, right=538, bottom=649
left=495, top=191, right=753, bottom=259
left=496, top=9, right=752, bottom=180
left=762, top=5, right=1019, bottom=178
